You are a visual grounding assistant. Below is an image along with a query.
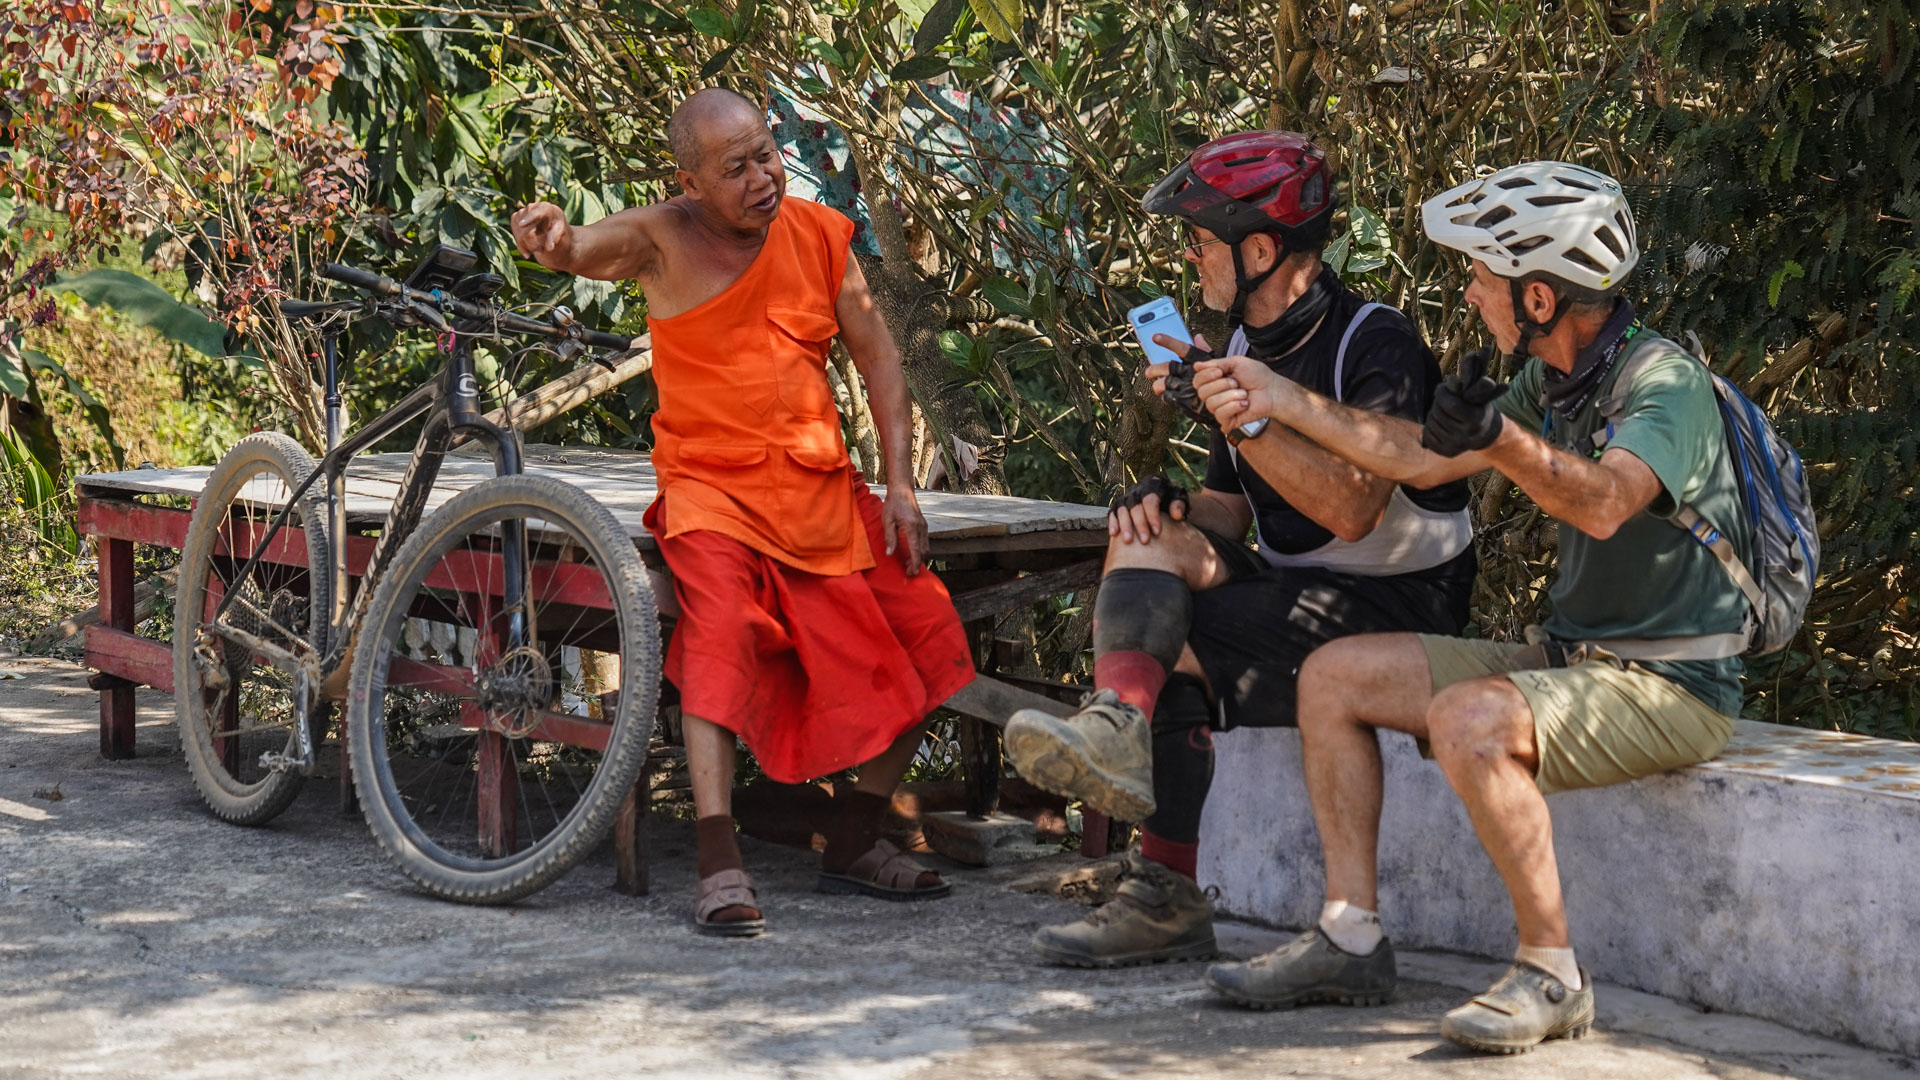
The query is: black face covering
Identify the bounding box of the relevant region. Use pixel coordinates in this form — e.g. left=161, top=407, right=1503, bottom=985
left=1239, top=265, right=1337, bottom=360
left=1542, top=299, right=1638, bottom=416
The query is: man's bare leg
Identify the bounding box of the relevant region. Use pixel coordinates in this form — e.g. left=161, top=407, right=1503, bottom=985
left=1425, top=679, right=1568, bottom=949
left=684, top=713, right=762, bottom=926
left=1295, top=634, right=1437, bottom=912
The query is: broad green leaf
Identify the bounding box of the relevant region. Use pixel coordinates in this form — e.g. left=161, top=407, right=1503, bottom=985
left=685, top=6, right=732, bottom=39
left=0, top=349, right=29, bottom=398
left=411, top=187, right=446, bottom=215
left=804, top=36, right=847, bottom=68
left=1768, top=261, right=1805, bottom=308
left=732, top=0, right=759, bottom=35
left=52, top=270, right=228, bottom=358
left=969, top=0, right=1021, bottom=43
left=699, top=43, right=740, bottom=79
left=897, top=0, right=937, bottom=24
left=912, top=0, right=966, bottom=54
left=1027, top=266, right=1057, bottom=323
left=890, top=54, right=950, bottom=81
left=981, top=275, right=1031, bottom=317
left=1349, top=204, right=1390, bottom=251
left=938, top=329, right=975, bottom=367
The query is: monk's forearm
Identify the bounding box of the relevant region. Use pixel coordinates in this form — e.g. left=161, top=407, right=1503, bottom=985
left=860, top=349, right=918, bottom=488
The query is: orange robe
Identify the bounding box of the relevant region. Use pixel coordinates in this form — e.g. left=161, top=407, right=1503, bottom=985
left=641, top=197, right=973, bottom=783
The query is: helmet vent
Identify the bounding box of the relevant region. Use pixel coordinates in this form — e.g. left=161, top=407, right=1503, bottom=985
left=1528, top=194, right=1584, bottom=207
left=1496, top=176, right=1537, bottom=190
left=1593, top=225, right=1626, bottom=259
left=1554, top=175, right=1600, bottom=191
left=1222, top=155, right=1268, bottom=167
left=1563, top=247, right=1608, bottom=274
left=1509, top=235, right=1552, bottom=255
left=1474, top=205, right=1516, bottom=228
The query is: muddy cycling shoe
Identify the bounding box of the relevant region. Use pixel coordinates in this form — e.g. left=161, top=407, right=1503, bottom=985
left=1004, top=689, right=1155, bottom=822
left=1441, top=962, right=1594, bottom=1054
left=1032, top=853, right=1218, bottom=968
left=1205, top=927, right=1397, bottom=1009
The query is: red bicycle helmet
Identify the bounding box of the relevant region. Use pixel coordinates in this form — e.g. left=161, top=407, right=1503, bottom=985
left=1144, top=131, right=1339, bottom=327
left=1145, top=131, right=1337, bottom=246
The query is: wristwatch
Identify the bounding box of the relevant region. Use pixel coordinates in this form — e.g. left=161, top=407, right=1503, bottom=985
left=1226, top=418, right=1269, bottom=444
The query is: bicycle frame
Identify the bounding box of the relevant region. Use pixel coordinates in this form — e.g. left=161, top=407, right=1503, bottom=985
left=207, top=330, right=530, bottom=771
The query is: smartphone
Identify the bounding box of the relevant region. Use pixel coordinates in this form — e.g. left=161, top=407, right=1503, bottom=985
left=1127, top=296, right=1192, bottom=367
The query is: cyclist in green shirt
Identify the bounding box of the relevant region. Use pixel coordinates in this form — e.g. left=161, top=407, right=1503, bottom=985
left=1181, top=162, right=1752, bottom=1052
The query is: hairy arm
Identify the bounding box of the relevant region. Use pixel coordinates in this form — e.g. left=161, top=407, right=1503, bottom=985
left=1196, top=355, right=1663, bottom=538
left=834, top=255, right=929, bottom=572
left=1234, top=424, right=1396, bottom=542
left=1195, top=356, right=1492, bottom=489
left=1479, top=428, right=1663, bottom=540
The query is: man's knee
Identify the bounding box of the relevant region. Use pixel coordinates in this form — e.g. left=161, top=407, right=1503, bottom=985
left=1298, top=637, right=1393, bottom=719
left=1103, top=521, right=1213, bottom=587
left=1427, top=679, right=1533, bottom=767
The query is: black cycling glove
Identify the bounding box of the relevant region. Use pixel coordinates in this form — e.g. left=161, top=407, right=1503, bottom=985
left=1161, top=340, right=1220, bottom=431
left=1110, top=474, right=1190, bottom=524
left=1421, top=347, right=1508, bottom=457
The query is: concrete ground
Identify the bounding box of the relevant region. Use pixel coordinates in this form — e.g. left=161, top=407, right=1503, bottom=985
left=0, top=653, right=1912, bottom=1080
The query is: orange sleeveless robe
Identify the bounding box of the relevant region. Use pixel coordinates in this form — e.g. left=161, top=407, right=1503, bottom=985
left=641, top=197, right=973, bottom=783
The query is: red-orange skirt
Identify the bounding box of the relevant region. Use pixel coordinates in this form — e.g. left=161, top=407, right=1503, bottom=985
left=644, top=480, right=974, bottom=783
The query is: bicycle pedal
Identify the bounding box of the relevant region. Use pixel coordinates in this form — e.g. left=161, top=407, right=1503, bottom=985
left=257, top=750, right=316, bottom=775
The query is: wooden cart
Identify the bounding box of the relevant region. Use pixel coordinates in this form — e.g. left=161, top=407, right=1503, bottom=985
left=76, top=443, right=1123, bottom=888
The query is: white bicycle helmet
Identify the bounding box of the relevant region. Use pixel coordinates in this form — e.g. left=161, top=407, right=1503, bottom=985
left=1421, top=162, right=1639, bottom=292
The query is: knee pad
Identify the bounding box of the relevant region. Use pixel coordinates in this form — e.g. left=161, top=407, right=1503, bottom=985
left=1093, top=569, right=1193, bottom=670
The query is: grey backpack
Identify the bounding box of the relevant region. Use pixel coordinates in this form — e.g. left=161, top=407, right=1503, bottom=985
left=1578, top=331, right=1819, bottom=658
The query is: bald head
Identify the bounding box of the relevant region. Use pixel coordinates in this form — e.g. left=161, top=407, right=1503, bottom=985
left=667, top=88, right=767, bottom=172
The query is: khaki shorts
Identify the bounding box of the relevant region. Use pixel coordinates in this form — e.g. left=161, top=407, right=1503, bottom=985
left=1417, top=635, right=1735, bottom=795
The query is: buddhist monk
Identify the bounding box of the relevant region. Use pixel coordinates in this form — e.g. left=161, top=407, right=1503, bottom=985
left=510, top=87, right=974, bottom=936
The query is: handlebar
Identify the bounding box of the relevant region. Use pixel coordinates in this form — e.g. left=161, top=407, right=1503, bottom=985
left=318, top=261, right=632, bottom=351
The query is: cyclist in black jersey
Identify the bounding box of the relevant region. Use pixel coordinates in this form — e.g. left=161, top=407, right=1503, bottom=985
left=1004, top=132, right=1476, bottom=969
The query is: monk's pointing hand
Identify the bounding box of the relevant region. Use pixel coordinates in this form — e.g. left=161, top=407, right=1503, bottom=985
left=511, top=202, right=572, bottom=265
left=882, top=488, right=930, bottom=577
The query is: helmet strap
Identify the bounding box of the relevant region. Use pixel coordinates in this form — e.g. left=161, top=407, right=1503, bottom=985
left=1225, top=236, right=1285, bottom=343
left=1506, top=275, right=1572, bottom=369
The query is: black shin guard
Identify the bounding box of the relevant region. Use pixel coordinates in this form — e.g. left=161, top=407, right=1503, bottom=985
left=1144, top=673, right=1215, bottom=845
left=1093, top=569, right=1194, bottom=670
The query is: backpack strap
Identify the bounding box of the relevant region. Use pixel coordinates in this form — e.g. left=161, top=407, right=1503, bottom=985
left=1331, top=302, right=1389, bottom=405
left=1551, top=332, right=1760, bottom=662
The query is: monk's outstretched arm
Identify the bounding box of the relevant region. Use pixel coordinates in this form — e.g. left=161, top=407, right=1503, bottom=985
left=835, top=256, right=929, bottom=574
left=510, top=203, right=663, bottom=281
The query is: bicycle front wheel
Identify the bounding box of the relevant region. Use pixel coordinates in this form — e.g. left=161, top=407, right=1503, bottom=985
left=173, top=432, right=333, bottom=825
left=347, top=473, right=661, bottom=904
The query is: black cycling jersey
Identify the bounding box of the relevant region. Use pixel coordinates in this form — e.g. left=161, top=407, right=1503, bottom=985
left=1203, top=271, right=1471, bottom=556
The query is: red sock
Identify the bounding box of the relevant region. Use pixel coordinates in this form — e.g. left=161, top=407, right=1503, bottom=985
left=1095, top=650, right=1169, bottom=720
left=1140, top=830, right=1198, bottom=881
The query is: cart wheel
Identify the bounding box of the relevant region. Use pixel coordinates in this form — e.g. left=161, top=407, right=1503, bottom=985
left=348, top=473, right=660, bottom=904
left=173, top=432, right=333, bottom=825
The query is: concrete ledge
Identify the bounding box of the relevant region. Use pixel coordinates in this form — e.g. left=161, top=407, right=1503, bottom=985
left=1198, top=719, right=1920, bottom=1055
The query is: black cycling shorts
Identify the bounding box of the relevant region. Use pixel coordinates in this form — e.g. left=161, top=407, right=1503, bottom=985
left=1189, top=531, right=1476, bottom=729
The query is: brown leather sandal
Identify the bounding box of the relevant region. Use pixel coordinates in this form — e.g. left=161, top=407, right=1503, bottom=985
left=817, top=838, right=952, bottom=901
left=694, top=868, right=766, bottom=937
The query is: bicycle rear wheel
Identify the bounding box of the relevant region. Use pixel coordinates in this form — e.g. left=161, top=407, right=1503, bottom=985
left=173, top=432, right=333, bottom=825
left=347, top=473, right=660, bottom=904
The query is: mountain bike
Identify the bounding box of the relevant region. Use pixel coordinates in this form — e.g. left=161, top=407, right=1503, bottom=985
left=172, top=244, right=662, bottom=904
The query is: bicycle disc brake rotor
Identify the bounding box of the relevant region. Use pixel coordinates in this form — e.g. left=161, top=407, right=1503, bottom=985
left=473, top=645, right=555, bottom=737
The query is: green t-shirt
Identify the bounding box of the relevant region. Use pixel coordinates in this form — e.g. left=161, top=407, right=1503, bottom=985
left=1496, top=333, right=1752, bottom=715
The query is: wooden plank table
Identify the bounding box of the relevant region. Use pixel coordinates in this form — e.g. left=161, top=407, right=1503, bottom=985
left=75, top=444, right=1115, bottom=886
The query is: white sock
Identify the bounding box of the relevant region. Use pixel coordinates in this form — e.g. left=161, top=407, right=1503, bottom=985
left=1515, top=944, right=1583, bottom=990
left=1318, top=900, right=1383, bottom=956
